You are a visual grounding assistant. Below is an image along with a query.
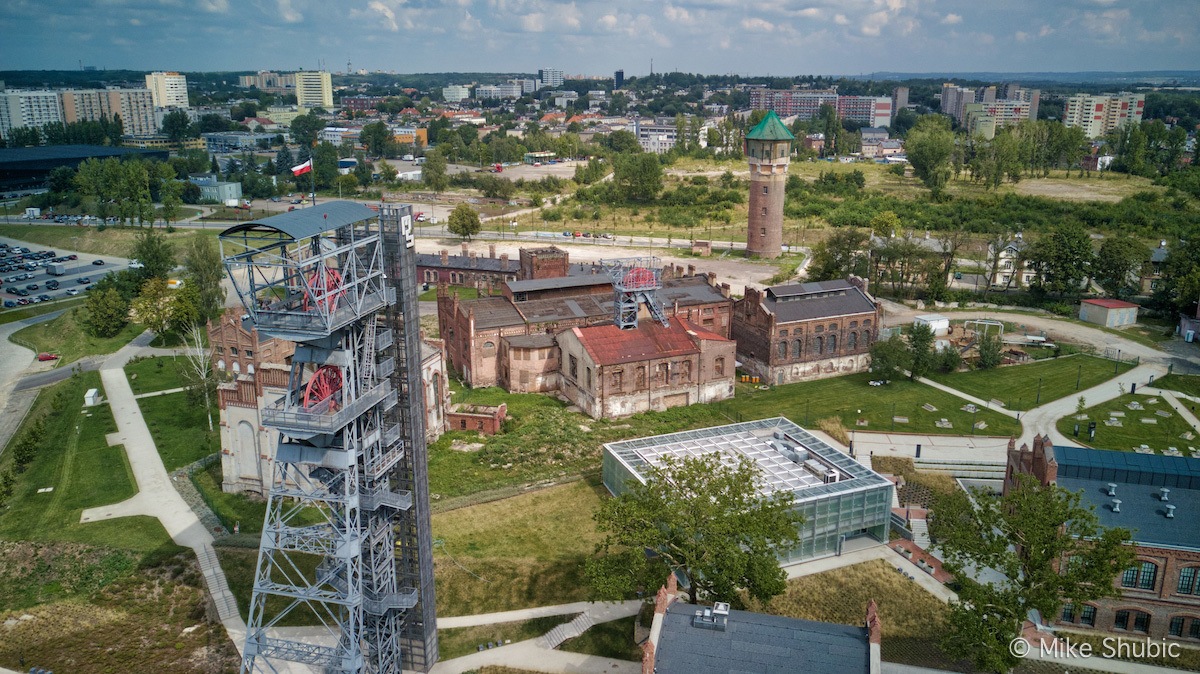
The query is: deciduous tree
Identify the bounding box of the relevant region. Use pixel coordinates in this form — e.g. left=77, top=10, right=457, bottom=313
left=807, top=228, right=871, bottom=282
left=868, top=334, right=908, bottom=381
left=447, top=203, right=482, bottom=240
left=181, top=232, right=226, bottom=319
left=1094, top=236, right=1149, bottom=299
left=83, top=288, right=129, bottom=338
left=613, top=153, right=663, bottom=203
left=587, top=453, right=802, bottom=605
left=130, top=227, right=175, bottom=281
left=422, top=148, right=449, bottom=193
left=129, top=278, right=175, bottom=336
left=905, top=115, right=955, bottom=198
left=907, top=322, right=935, bottom=380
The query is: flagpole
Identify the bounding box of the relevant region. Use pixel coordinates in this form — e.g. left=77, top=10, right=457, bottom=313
left=311, top=146, right=317, bottom=206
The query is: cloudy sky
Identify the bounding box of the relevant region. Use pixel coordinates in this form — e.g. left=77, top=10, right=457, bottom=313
left=2, top=0, right=1197, bottom=76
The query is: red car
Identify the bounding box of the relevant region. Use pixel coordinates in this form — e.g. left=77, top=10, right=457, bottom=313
left=37, top=352, right=60, bottom=361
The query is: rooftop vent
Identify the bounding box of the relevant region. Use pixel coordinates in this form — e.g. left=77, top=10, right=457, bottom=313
left=1107, top=483, right=1118, bottom=497
left=713, top=602, right=730, bottom=616
left=1111, top=499, right=1122, bottom=514
left=693, top=606, right=728, bottom=632
left=1160, top=488, right=1170, bottom=502
left=1166, top=505, right=1176, bottom=519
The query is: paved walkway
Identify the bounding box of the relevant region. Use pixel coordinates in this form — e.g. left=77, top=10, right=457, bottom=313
left=1017, top=361, right=1169, bottom=447
left=78, top=335, right=246, bottom=652
left=0, top=310, right=62, bottom=454
left=439, top=599, right=641, bottom=629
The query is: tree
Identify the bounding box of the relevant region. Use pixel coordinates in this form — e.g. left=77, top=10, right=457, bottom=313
left=83, top=288, right=129, bottom=338
left=422, top=149, right=449, bottom=193
left=807, top=228, right=870, bottom=281
left=378, top=159, right=398, bottom=183
left=905, top=115, right=955, bottom=197
left=129, top=278, right=175, bottom=336
left=275, top=144, right=294, bottom=175
left=977, top=330, right=1003, bottom=369
left=1154, top=238, right=1200, bottom=313
left=447, top=203, right=482, bottom=240
left=868, top=334, right=908, bottom=382
left=613, top=153, right=663, bottom=203
left=181, top=324, right=217, bottom=432
left=159, top=180, right=184, bottom=226
left=1027, top=223, right=1093, bottom=296
left=161, top=110, right=196, bottom=148
left=180, top=233, right=226, bottom=319
left=936, top=344, right=962, bottom=373
left=290, top=113, right=324, bottom=148
left=169, top=283, right=202, bottom=334
left=1093, top=236, right=1149, bottom=299
left=360, top=121, right=392, bottom=157
left=934, top=474, right=1135, bottom=672
left=907, top=322, right=935, bottom=380
left=588, top=453, right=802, bottom=605
left=130, top=227, right=175, bottom=281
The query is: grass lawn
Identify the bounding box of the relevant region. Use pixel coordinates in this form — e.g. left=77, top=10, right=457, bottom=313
left=745, top=559, right=969, bottom=671
left=439, top=615, right=569, bottom=659
left=559, top=616, right=640, bottom=661
left=0, top=223, right=220, bottom=258
left=1056, top=393, right=1200, bottom=454
left=418, top=285, right=479, bottom=301
left=0, top=372, right=179, bottom=554
left=432, top=478, right=607, bottom=616
left=125, top=355, right=189, bottom=394
left=1154, top=373, right=1200, bottom=399
left=0, top=296, right=86, bottom=325
left=927, top=355, right=1135, bottom=411
left=137, top=392, right=219, bottom=470
left=215, top=545, right=322, bottom=626
left=191, top=461, right=267, bottom=534
left=10, top=305, right=144, bottom=365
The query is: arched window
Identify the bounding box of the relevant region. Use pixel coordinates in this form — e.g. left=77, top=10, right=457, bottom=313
left=1168, top=615, right=1200, bottom=638
left=828, top=334, right=837, bottom=352
left=232, top=361, right=240, bottom=374
left=1178, top=566, right=1200, bottom=595
left=777, top=341, right=787, bottom=359
left=848, top=332, right=857, bottom=349
left=483, top=341, right=495, bottom=350
left=815, top=336, right=824, bottom=355
left=1114, top=609, right=1151, bottom=633
left=247, top=364, right=255, bottom=374
left=792, top=340, right=801, bottom=358
left=217, top=359, right=225, bottom=371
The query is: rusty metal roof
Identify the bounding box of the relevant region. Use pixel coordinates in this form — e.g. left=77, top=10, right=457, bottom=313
left=571, top=317, right=728, bottom=366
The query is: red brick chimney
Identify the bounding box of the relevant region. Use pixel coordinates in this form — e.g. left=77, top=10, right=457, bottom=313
left=461, top=242, right=469, bottom=257
left=489, top=244, right=496, bottom=258
left=866, top=599, right=882, bottom=674
left=440, top=249, right=448, bottom=265
left=641, top=641, right=655, bottom=674
left=469, top=252, right=477, bottom=268
left=500, top=253, right=509, bottom=267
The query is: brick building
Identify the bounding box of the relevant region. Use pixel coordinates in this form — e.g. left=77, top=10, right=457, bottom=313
left=1006, top=437, right=1200, bottom=643
left=556, top=317, right=736, bottom=419
left=416, top=245, right=598, bottom=294
left=732, top=279, right=880, bottom=385
left=209, top=308, right=449, bottom=495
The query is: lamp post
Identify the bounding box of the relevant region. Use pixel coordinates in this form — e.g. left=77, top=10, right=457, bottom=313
left=1036, top=377, right=1044, bottom=406
left=1077, top=364, right=1082, bottom=391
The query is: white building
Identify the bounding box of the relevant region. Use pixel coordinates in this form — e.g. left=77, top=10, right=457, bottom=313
left=442, top=85, right=470, bottom=103
left=0, top=90, right=63, bottom=140
left=510, top=78, right=537, bottom=95
left=1064, top=93, right=1146, bottom=139
left=145, top=71, right=189, bottom=108
left=293, top=70, right=333, bottom=109
left=537, top=68, right=564, bottom=89
left=476, top=83, right=523, bottom=100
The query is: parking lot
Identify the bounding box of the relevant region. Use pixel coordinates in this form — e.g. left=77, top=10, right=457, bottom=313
left=0, top=239, right=122, bottom=308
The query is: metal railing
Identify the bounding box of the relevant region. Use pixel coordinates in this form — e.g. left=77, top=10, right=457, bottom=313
left=361, top=488, right=413, bottom=512
left=263, top=380, right=393, bottom=435
left=364, top=588, right=418, bottom=615
left=252, top=287, right=394, bottom=339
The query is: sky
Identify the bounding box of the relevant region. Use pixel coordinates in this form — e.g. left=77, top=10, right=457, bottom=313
left=2, top=0, right=1198, bottom=77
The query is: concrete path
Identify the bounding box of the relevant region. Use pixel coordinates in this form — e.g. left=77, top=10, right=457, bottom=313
left=439, top=599, right=641, bottom=629
left=1017, top=362, right=1169, bottom=447
left=78, top=335, right=247, bottom=653
left=132, top=385, right=187, bottom=399
left=915, top=376, right=1020, bottom=419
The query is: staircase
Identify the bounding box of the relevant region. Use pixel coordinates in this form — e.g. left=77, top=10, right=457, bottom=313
left=909, top=519, right=932, bottom=550
left=538, top=612, right=595, bottom=649
left=195, top=543, right=241, bottom=623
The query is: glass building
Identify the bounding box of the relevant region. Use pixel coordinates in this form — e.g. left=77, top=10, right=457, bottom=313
left=603, top=417, right=893, bottom=562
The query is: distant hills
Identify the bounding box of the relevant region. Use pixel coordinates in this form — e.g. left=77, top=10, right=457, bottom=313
left=855, top=71, right=1200, bottom=86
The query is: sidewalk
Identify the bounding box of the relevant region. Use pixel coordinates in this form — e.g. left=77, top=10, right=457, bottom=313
left=440, top=599, right=641, bottom=629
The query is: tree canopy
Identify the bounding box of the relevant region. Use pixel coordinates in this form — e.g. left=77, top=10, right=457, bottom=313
left=587, top=453, right=802, bottom=606
left=447, top=203, right=482, bottom=240
left=905, top=115, right=955, bottom=197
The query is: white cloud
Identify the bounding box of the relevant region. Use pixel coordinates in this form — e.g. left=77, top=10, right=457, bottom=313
left=1038, top=24, right=1055, bottom=37
left=664, top=4, right=693, bottom=24
left=277, top=0, right=302, bottom=23
left=795, top=7, right=822, bottom=19
left=833, top=13, right=849, bottom=25
left=742, top=17, right=774, bottom=32
left=520, top=12, right=544, bottom=32
left=941, top=13, right=961, bottom=25
left=369, top=0, right=398, bottom=31
left=1015, top=30, right=1029, bottom=41
left=1080, top=8, right=1129, bottom=40
left=196, top=0, right=228, bottom=13
left=598, top=13, right=617, bottom=30
left=860, top=10, right=889, bottom=36
left=458, top=9, right=480, bottom=32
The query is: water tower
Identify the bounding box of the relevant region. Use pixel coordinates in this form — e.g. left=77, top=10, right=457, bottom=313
left=745, top=110, right=794, bottom=259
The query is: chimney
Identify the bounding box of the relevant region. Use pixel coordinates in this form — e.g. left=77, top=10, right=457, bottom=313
left=500, top=253, right=509, bottom=267
left=440, top=249, right=448, bottom=265
left=1160, top=488, right=1170, bottom=501
left=461, top=242, right=469, bottom=257
left=687, top=264, right=695, bottom=277
left=1166, top=504, right=1176, bottom=519
left=720, top=283, right=730, bottom=298
left=707, top=271, right=717, bottom=286
left=470, top=252, right=478, bottom=268
left=489, top=244, right=496, bottom=258
left=1111, top=499, right=1121, bottom=513
left=866, top=598, right=883, bottom=673
left=640, top=641, right=655, bottom=674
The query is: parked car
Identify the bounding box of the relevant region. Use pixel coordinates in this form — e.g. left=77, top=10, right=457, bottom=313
left=36, top=294, right=50, bottom=302
left=2, top=300, right=15, bottom=308
left=37, top=352, right=59, bottom=361
left=25, top=283, right=38, bottom=290
left=77, top=277, right=91, bottom=284
left=92, top=259, right=105, bottom=265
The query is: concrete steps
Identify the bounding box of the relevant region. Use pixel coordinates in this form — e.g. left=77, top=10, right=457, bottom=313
left=909, top=519, right=932, bottom=550
left=913, top=458, right=1005, bottom=479
left=538, top=612, right=595, bottom=649
left=195, top=543, right=241, bottom=623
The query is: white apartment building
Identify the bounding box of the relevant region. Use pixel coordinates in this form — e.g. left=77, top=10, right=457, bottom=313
left=442, top=85, right=470, bottom=103
left=476, top=83, right=523, bottom=100
left=1064, top=93, right=1146, bottom=139
left=537, top=68, right=564, bottom=89
left=0, top=90, right=63, bottom=140
left=60, top=88, right=157, bottom=136
left=293, top=70, right=333, bottom=109
left=510, top=79, right=537, bottom=95
left=145, top=71, right=189, bottom=108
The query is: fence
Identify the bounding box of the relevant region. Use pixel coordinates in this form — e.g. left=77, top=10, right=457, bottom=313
left=1099, top=348, right=1140, bottom=367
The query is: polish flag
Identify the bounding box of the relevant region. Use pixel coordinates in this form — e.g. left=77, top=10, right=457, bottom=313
left=291, top=159, right=313, bottom=176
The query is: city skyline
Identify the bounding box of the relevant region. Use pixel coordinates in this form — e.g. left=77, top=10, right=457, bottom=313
left=2, top=0, right=1197, bottom=77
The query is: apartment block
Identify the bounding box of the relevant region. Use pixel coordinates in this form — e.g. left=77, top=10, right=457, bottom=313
left=475, top=83, right=523, bottom=100
left=749, top=89, right=839, bottom=120
left=293, top=70, right=333, bottom=109
left=442, top=85, right=470, bottom=103
left=238, top=71, right=295, bottom=94
left=537, top=68, right=564, bottom=89
left=60, top=88, right=157, bottom=136
left=837, top=96, right=893, bottom=128
left=0, top=90, right=63, bottom=140
left=1064, top=93, right=1146, bottom=139
left=145, top=71, right=189, bottom=108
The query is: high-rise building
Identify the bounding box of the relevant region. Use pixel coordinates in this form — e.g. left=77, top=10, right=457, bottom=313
left=0, top=90, right=63, bottom=140
left=836, top=96, right=893, bottom=128
left=442, top=85, right=470, bottom=103
left=745, top=111, right=793, bottom=259
left=293, top=70, right=333, bottom=110
left=509, top=78, right=537, bottom=95
left=475, top=83, right=523, bottom=100
left=1063, top=92, right=1146, bottom=139
left=239, top=71, right=296, bottom=94
left=145, top=71, right=189, bottom=108
left=60, top=88, right=157, bottom=136
left=614, top=69, right=625, bottom=90
left=537, top=68, right=564, bottom=89
left=941, top=82, right=1037, bottom=131
left=750, top=89, right=890, bottom=127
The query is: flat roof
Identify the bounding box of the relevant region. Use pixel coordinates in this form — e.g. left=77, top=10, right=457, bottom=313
left=605, top=417, right=889, bottom=501
left=507, top=274, right=609, bottom=293
left=0, top=144, right=167, bottom=165
left=220, top=200, right=379, bottom=241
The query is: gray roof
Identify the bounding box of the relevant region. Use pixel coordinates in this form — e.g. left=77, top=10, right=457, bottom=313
left=761, top=280, right=877, bottom=323
left=1150, top=245, right=1169, bottom=263
left=0, top=144, right=167, bottom=166
left=220, top=201, right=379, bottom=241
left=1053, top=445, right=1200, bottom=550
left=507, top=274, right=609, bottom=294
left=416, top=253, right=519, bottom=274
left=462, top=296, right=525, bottom=330
left=655, top=605, right=869, bottom=674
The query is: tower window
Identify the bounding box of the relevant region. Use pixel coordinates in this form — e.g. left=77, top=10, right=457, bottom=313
left=762, top=186, right=768, bottom=194
left=760, top=228, right=766, bottom=236
left=761, top=207, right=767, bottom=217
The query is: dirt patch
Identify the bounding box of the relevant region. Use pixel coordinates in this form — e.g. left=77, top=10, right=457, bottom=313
left=450, top=439, right=485, bottom=453
left=1013, top=178, right=1158, bottom=203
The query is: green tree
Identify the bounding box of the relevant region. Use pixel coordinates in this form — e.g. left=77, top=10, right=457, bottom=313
left=447, top=203, right=482, bottom=240
left=936, top=344, right=962, bottom=373
left=275, top=144, right=294, bottom=175
left=130, top=227, right=175, bottom=281
left=290, top=113, right=324, bottom=148
left=182, top=232, right=226, bottom=318
left=905, top=115, right=955, bottom=197
left=977, top=330, right=1003, bottom=369
left=934, top=474, right=1134, bottom=672
left=168, top=283, right=202, bottom=334
left=1093, top=236, right=1149, bottom=299
left=360, top=121, right=392, bottom=157
left=161, top=110, right=196, bottom=148
left=129, top=278, right=175, bottom=336
left=907, top=322, right=935, bottom=380
left=334, top=173, right=359, bottom=195
left=868, top=334, right=908, bottom=382
left=613, top=153, right=663, bottom=203
left=422, top=149, right=449, bottom=193
left=378, top=159, right=398, bottom=183
left=312, top=142, right=340, bottom=189
left=159, top=180, right=184, bottom=226
left=603, top=129, right=641, bottom=154
left=807, top=228, right=870, bottom=281
left=1028, top=223, right=1093, bottom=296
left=48, top=166, right=76, bottom=193
left=587, top=453, right=802, bottom=605
left=1155, top=238, right=1200, bottom=313
left=83, top=288, right=130, bottom=338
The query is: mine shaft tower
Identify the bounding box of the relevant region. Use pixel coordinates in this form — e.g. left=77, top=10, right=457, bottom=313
left=600, top=256, right=669, bottom=330
left=220, top=202, right=437, bottom=673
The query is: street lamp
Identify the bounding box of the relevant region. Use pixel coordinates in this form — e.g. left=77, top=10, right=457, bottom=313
left=1077, top=364, right=1082, bottom=391
left=1036, top=377, right=1044, bottom=406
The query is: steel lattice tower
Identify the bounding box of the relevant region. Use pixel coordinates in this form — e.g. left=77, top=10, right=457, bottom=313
left=600, top=256, right=669, bottom=330
left=220, top=202, right=437, bottom=673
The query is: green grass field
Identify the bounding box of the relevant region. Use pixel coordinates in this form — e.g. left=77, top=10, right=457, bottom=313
left=191, top=461, right=268, bottom=534
left=1056, top=393, right=1200, bottom=454
left=0, top=372, right=178, bottom=553
left=558, top=616, right=640, bottom=661
left=10, top=305, right=144, bottom=365
left=0, top=223, right=220, bottom=258
left=432, top=478, right=607, bottom=616
left=1154, top=374, right=1200, bottom=399
left=216, top=545, right=322, bottom=626
left=125, top=355, right=189, bottom=394
left=439, top=616, right=570, bottom=659
left=927, top=355, right=1135, bottom=411
left=137, top=392, right=218, bottom=470
left=418, top=285, right=479, bottom=301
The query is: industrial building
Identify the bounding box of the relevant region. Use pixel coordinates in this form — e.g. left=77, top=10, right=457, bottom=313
left=0, top=144, right=167, bottom=193
left=603, top=417, right=894, bottom=562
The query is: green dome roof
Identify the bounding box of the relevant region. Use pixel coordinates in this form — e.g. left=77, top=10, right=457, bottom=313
left=745, top=110, right=795, bottom=141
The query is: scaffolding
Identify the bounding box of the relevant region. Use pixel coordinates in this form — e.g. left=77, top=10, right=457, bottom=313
left=221, top=202, right=437, bottom=673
